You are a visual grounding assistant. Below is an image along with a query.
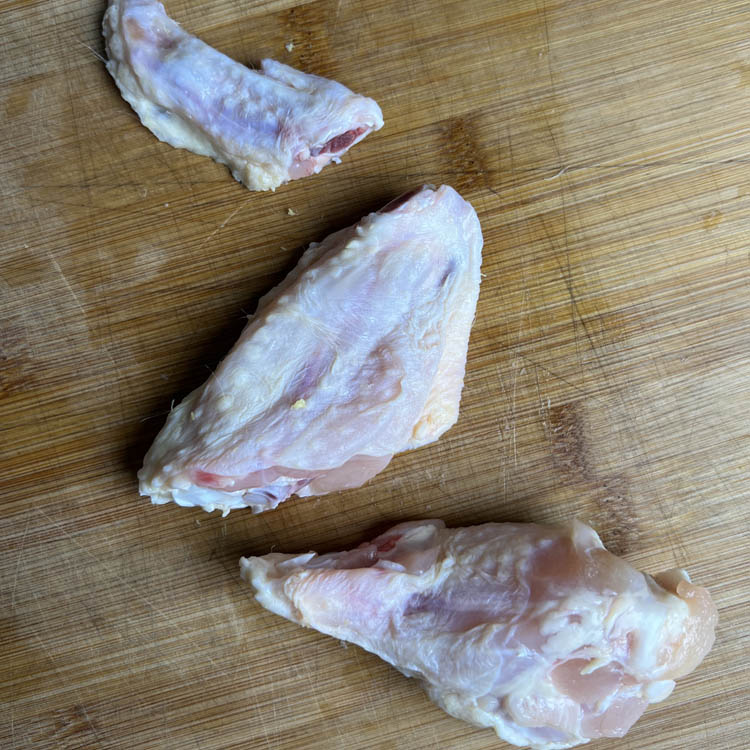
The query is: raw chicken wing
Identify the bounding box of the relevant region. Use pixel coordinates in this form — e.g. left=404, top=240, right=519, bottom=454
left=103, top=0, right=383, bottom=190
left=241, top=520, right=717, bottom=749
left=139, top=185, right=483, bottom=514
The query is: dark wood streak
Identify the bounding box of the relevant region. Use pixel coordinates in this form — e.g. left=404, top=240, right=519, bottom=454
left=441, top=114, right=488, bottom=194
left=0, top=322, right=34, bottom=395
left=279, top=0, right=333, bottom=76
left=548, top=401, right=637, bottom=555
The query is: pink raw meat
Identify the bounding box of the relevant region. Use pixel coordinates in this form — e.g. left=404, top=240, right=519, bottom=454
left=103, top=0, right=383, bottom=190
left=139, top=185, right=483, bottom=514
left=242, top=519, right=717, bottom=749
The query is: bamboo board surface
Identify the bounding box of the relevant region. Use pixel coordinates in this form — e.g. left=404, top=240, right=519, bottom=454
left=2, top=0, right=749, bottom=748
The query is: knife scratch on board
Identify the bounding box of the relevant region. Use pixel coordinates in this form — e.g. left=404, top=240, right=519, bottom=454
left=195, top=194, right=255, bottom=255
left=29, top=624, right=104, bottom=743
left=10, top=517, right=31, bottom=611
left=33, top=507, right=233, bottom=682
left=77, top=39, right=106, bottom=64
left=48, top=252, right=86, bottom=319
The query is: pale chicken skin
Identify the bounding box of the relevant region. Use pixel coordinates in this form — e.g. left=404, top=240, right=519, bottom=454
left=103, top=0, right=383, bottom=190
left=242, top=520, right=717, bottom=749
left=139, top=185, right=483, bottom=515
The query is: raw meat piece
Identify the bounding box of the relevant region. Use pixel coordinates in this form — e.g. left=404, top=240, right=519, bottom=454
left=103, top=0, right=383, bottom=191
left=241, top=520, right=717, bottom=749
left=139, top=185, right=483, bottom=515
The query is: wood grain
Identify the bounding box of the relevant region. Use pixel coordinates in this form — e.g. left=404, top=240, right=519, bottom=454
left=2, top=0, right=749, bottom=748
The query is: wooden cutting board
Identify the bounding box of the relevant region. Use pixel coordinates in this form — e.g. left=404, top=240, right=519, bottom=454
left=2, top=0, right=748, bottom=747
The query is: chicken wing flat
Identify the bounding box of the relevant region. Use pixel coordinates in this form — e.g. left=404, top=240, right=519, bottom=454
left=139, top=185, right=482, bottom=514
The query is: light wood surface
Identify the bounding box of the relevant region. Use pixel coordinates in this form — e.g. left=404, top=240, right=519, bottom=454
left=2, top=0, right=749, bottom=748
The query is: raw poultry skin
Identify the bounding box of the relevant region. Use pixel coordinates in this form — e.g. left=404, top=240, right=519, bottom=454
left=241, top=520, right=717, bottom=750
left=139, top=185, right=483, bottom=515
left=103, top=0, right=383, bottom=190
